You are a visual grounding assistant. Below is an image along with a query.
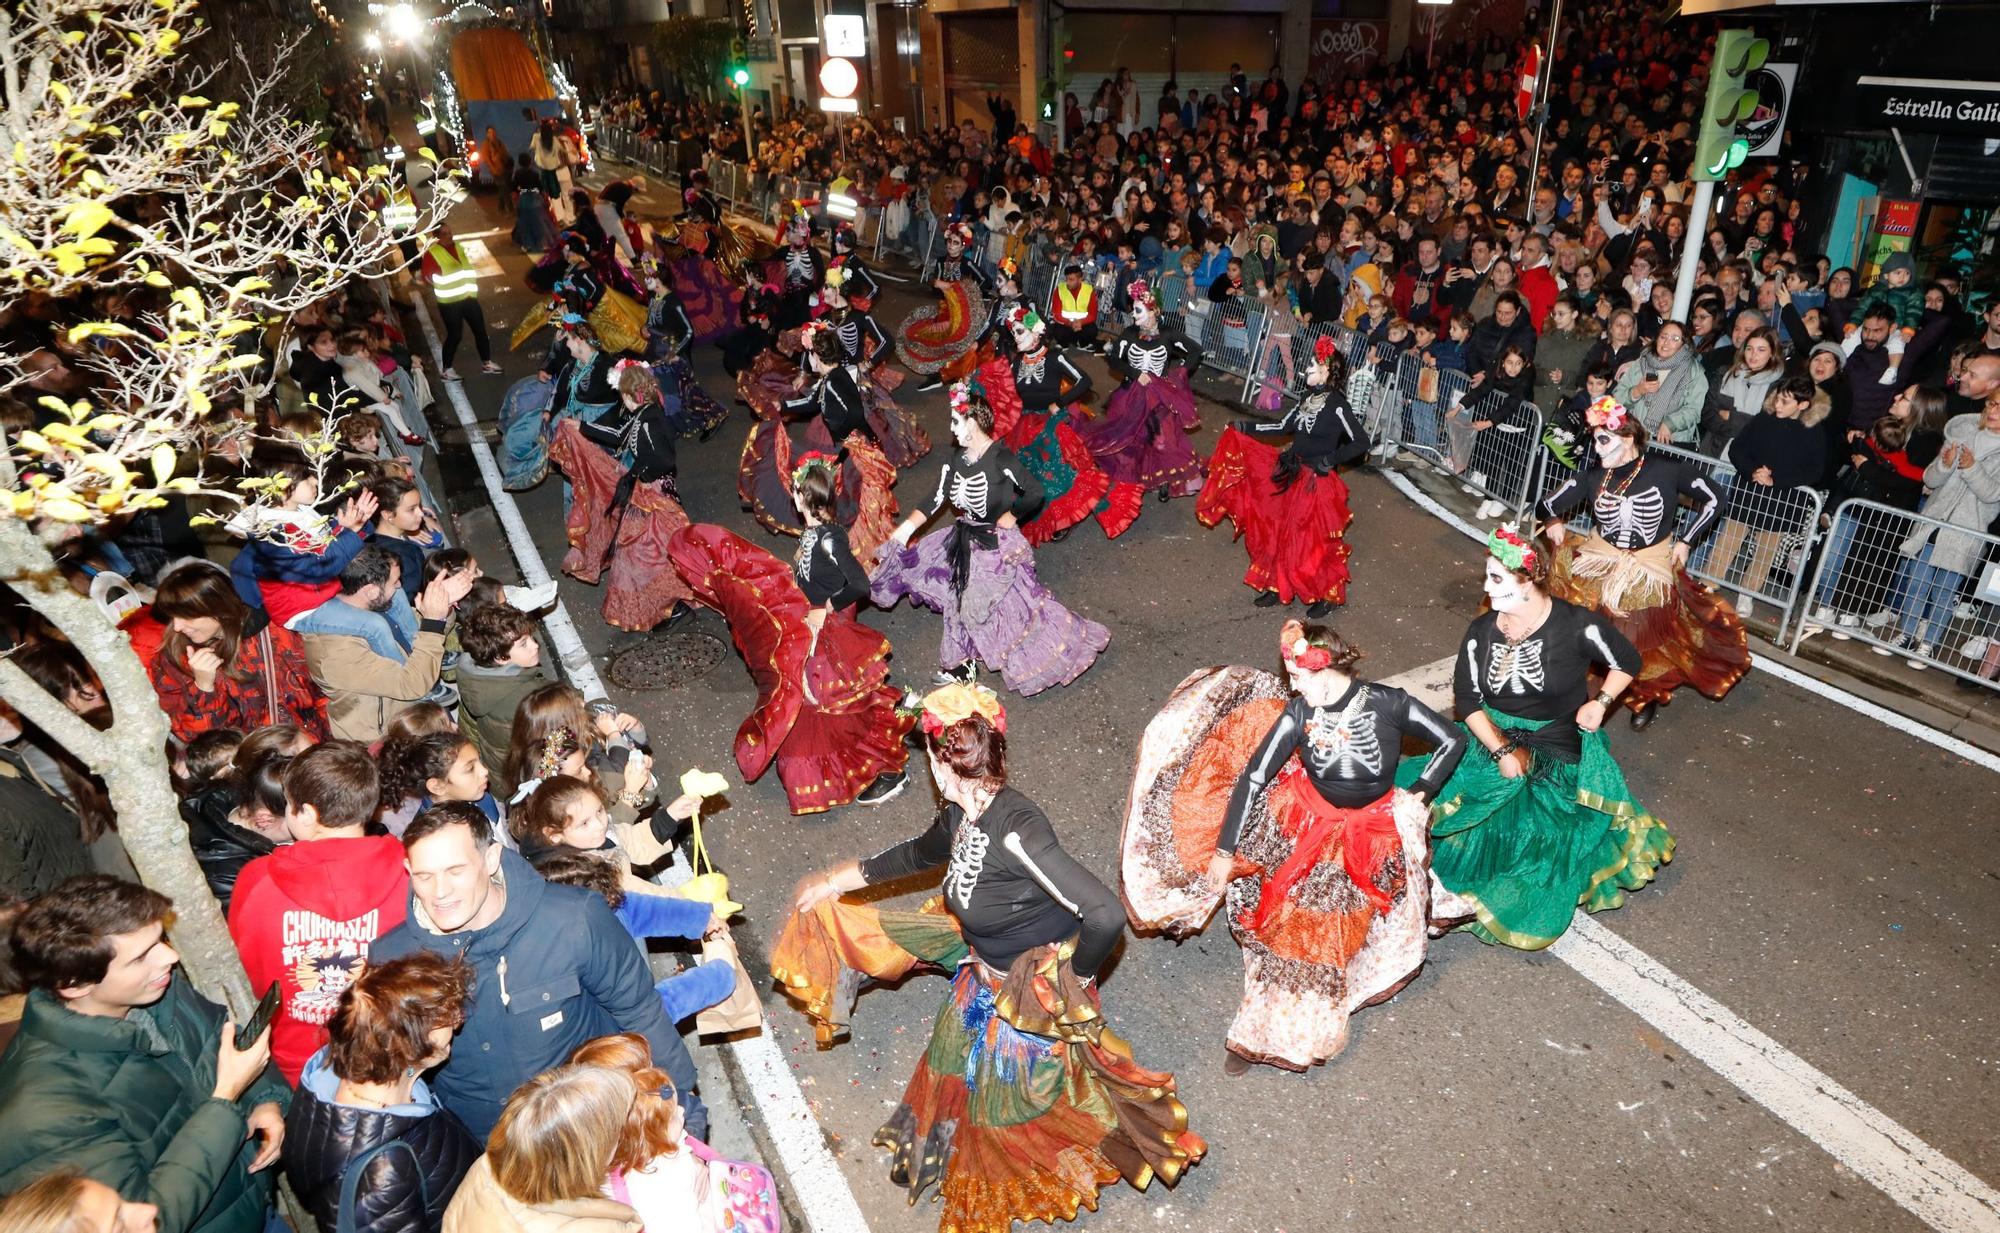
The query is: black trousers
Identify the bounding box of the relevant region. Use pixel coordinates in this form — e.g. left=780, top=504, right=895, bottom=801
left=438, top=298, right=491, bottom=366
left=1048, top=321, right=1097, bottom=350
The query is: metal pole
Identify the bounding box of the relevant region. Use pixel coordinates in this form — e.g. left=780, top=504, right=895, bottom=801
left=740, top=88, right=755, bottom=161
left=1523, top=0, right=1563, bottom=195
left=1670, top=177, right=1715, bottom=322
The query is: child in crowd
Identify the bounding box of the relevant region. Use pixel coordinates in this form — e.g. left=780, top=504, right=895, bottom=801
left=456, top=604, right=558, bottom=778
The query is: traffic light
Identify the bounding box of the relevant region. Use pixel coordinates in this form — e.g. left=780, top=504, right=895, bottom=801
left=730, top=65, right=751, bottom=87
left=1694, top=28, right=1768, bottom=181
left=1052, top=24, right=1073, bottom=87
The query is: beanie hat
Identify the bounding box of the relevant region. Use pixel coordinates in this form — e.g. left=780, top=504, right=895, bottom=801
left=1880, top=251, right=1915, bottom=278
left=1809, top=340, right=1845, bottom=370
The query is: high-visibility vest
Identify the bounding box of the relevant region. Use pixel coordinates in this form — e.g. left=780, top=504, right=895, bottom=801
left=382, top=189, right=417, bottom=234
left=1057, top=283, right=1095, bottom=323
left=427, top=241, right=478, bottom=303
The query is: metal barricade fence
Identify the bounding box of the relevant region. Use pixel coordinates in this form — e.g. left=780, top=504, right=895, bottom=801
left=1791, top=498, right=2000, bottom=686
left=1177, top=297, right=1267, bottom=382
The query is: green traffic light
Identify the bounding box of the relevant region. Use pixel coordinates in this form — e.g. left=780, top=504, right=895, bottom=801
left=731, top=67, right=750, bottom=87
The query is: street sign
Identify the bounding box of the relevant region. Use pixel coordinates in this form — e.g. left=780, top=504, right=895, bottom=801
left=824, top=14, right=865, bottom=57
left=819, top=56, right=858, bottom=99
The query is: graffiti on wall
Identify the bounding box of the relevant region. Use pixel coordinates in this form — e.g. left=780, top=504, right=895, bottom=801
left=1309, top=20, right=1387, bottom=84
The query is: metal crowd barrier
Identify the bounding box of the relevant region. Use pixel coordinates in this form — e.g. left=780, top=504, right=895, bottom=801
left=1792, top=497, right=2000, bottom=687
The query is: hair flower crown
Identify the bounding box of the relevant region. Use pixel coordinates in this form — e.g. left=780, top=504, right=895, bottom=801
left=920, top=682, right=1007, bottom=737
left=790, top=450, right=837, bottom=487
left=1585, top=395, right=1630, bottom=431
left=1486, top=522, right=1538, bottom=573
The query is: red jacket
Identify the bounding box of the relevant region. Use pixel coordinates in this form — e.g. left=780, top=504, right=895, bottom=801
left=1517, top=263, right=1559, bottom=332
left=227, top=834, right=409, bottom=1083
left=147, top=615, right=329, bottom=745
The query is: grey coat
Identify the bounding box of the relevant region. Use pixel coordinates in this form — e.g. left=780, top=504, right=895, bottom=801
left=1900, top=417, right=2000, bottom=575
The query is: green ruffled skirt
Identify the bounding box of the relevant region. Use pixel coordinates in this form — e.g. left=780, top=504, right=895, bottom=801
left=1400, top=709, right=1673, bottom=950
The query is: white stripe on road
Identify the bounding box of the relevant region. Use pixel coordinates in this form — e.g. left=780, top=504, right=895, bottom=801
left=1378, top=468, right=2000, bottom=776
left=408, top=293, right=872, bottom=1233
left=1378, top=655, right=2000, bottom=1232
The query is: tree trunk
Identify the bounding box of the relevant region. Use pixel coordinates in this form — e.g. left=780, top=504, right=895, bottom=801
left=0, top=519, right=253, bottom=1018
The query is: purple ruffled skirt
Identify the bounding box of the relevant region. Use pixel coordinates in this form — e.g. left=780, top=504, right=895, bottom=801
left=869, top=523, right=1109, bottom=696
left=1078, top=370, right=1204, bottom=495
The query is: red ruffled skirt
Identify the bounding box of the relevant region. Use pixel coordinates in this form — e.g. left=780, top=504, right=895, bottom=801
left=1550, top=535, right=1749, bottom=711
left=668, top=524, right=911, bottom=814
left=1198, top=427, right=1352, bottom=605
left=735, top=357, right=901, bottom=566
left=982, top=359, right=1142, bottom=544
left=548, top=420, right=694, bottom=631
left=895, top=280, right=991, bottom=374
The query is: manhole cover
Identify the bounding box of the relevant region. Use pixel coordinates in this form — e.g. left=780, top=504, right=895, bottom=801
left=607, top=630, right=728, bottom=690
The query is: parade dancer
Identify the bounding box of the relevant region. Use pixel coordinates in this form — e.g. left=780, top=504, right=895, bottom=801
left=668, top=492, right=914, bottom=816
left=1201, top=335, right=1369, bottom=615
left=498, top=316, right=619, bottom=491
left=737, top=323, right=902, bottom=563
left=640, top=262, right=728, bottom=440
left=663, top=168, right=745, bottom=342
left=818, top=257, right=930, bottom=465
left=871, top=384, right=1109, bottom=695
left=940, top=257, right=1029, bottom=386
left=1121, top=621, right=1465, bottom=1072
left=899, top=221, right=995, bottom=391
left=773, top=683, right=1205, bottom=1233
left=774, top=204, right=825, bottom=331
left=1081, top=279, right=1206, bottom=502
left=1539, top=395, right=1747, bottom=730
left=513, top=232, right=648, bottom=358
left=984, top=305, right=1142, bottom=544
left=547, top=360, right=696, bottom=631
left=1402, top=526, right=1673, bottom=950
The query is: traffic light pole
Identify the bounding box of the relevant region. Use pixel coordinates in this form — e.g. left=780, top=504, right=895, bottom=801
left=1670, top=177, right=1714, bottom=322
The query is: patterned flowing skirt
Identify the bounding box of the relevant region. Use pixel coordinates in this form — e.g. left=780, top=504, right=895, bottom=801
left=770, top=898, right=1205, bottom=1233
left=735, top=353, right=901, bottom=566
left=1549, top=534, right=1748, bottom=710
left=497, top=376, right=559, bottom=490
left=1078, top=372, right=1204, bottom=495
left=548, top=420, right=693, bottom=631
left=1121, top=666, right=1430, bottom=1070
left=870, top=523, right=1109, bottom=696
left=1198, top=427, right=1352, bottom=605
left=650, top=353, right=729, bottom=438
left=668, top=524, right=911, bottom=814
left=669, top=251, right=743, bottom=344
left=1401, top=708, right=1674, bottom=950
left=896, top=280, right=991, bottom=375
left=983, top=359, right=1141, bottom=544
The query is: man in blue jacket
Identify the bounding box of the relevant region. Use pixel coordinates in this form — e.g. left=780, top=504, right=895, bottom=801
left=369, top=802, right=707, bottom=1140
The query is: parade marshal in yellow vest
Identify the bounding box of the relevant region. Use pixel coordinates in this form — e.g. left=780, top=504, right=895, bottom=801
left=425, top=238, right=479, bottom=304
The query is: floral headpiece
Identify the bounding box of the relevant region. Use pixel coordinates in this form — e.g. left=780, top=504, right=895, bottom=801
left=999, top=257, right=1019, bottom=280
left=1486, top=523, right=1538, bottom=574
left=946, top=381, right=974, bottom=417
left=798, top=319, right=832, bottom=352
left=919, top=682, right=1007, bottom=737
left=1005, top=304, right=1044, bottom=335
left=1278, top=619, right=1334, bottom=672
left=823, top=261, right=850, bottom=289
left=536, top=725, right=584, bottom=779
left=1129, top=278, right=1159, bottom=312
left=948, top=221, right=974, bottom=245
left=1313, top=335, right=1339, bottom=364
left=1585, top=395, right=1630, bottom=432
left=790, top=450, right=837, bottom=486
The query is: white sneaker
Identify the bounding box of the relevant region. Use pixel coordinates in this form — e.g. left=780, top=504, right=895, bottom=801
left=1469, top=470, right=1489, bottom=491
left=1460, top=483, right=1480, bottom=496
left=1862, top=609, right=1895, bottom=629
left=1811, top=605, right=1836, bottom=625
left=504, top=580, right=560, bottom=611
left=441, top=367, right=461, bottom=381
left=1908, top=641, right=1933, bottom=670
left=1960, top=637, right=1991, bottom=661
left=1831, top=613, right=1857, bottom=640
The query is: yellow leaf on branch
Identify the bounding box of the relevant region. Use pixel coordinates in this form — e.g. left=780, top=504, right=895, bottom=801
left=150, top=443, right=177, bottom=485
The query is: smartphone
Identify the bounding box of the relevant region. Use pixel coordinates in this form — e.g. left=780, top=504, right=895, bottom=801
left=236, top=982, right=281, bottom=1050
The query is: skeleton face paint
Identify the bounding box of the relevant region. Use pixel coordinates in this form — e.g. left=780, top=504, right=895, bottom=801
left=1307, top=357, right=1330, bottom=387
left=950, top=411, right=974, bottom=447
left=1011, top=323, right=1041, bottom=352
left=1134, top=302, right=1159, bottom=331
left=1484, top=557, right=1532, bottom=613
left=1593, top=429, right=1634, bottom=466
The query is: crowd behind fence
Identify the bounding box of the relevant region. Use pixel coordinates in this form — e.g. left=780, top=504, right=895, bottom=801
left=586, top=120, right=1996, bottom=689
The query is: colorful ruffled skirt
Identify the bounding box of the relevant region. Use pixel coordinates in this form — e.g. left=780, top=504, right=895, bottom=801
left=495, top=376, right=590, bottom=491
left=669, top=250, right=742, bottom=343
left=668, top=524, right=912, bottom=814
left=981, top=359, right=1141, bottom=545
left=770, top=898, right=1205, bottom=1233
left=1122, top=666, right=1430, bottom=1070
left=651, top=353, right=729, bottom=438
left=1198, top=427, right=1352, bottom=605
left=896, top=280, right=991, bottom=375
left=1402, top=708, right=1673, bottom=950
left=735, top=352, right=901, bottom=567
left=1078, top=372, right=1204, bottom=496
left=548, top=420, right=694, bottom=631
left=870, top=523, right=1109, bottom=696
left=1549, top=534, right=1749, bottom=711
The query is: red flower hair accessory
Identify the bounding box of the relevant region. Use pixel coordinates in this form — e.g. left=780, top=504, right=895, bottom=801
left=947, top=381, right=973, bottom=416
left=919, top=683, right=1006, bottom=737
left=1486, top=522, right=1538, bottom=574
left=790, top=451, right=837, bottom=487
left=1585, top=395, right=1630, bottom=431
left=1314, top=335, right=1339, bottom=364
left=1278, top=619, right=1333, bottom=672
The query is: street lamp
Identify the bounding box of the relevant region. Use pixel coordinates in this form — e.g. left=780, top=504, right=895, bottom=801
left=386, top=2, right=421, bottom=41
left=364, top=31, right=383, bottom=51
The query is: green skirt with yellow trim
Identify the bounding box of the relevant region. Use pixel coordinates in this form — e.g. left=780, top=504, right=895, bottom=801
left=1398, top=709, right=1673, bottom=950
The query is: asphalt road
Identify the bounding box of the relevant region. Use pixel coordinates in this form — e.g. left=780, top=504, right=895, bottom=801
left=424, top=172, right=2000, bottom=1233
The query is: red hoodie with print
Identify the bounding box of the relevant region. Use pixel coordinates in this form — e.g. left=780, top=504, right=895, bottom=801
left=226, top=834, right=409, bottom=1083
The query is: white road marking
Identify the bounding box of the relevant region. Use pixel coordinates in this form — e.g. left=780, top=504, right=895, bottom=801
left=458, top=238, right=507, bottom=279
left=453, top=226, right=510, bottom=241
left=407, top=290, right=872, bottom=1233
left=1378, top=654, right=2000, bottom=1232
left=1379, top=468, right=2000, bottom=775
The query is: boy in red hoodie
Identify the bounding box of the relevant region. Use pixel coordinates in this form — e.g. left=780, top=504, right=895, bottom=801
left=227, top=740, right=410, bottom=1083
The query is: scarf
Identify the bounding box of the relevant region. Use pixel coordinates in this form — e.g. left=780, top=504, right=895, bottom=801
left=1644, top=342, right=1698, bottom=428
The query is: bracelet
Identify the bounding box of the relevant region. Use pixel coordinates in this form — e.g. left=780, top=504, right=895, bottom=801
left=1490, top=741, right=1519, bottom=762
left=1594, top=690, right=1616, bottom=708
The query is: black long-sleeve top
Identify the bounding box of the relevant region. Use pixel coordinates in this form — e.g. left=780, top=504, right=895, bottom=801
left=858, top=787, right=1125, bottom=978
left=551, top=351, right=619, bottom=418
left=926, top=443, right=1045, bottom=524
left=1011, top=347, right=1092, bottom=410
left=289, top=350, right=363, bottom=416
left=782, top=365, right=870, bottom=442
left=1242, top=386, right=1368, bottom=472
left=683, top=189, right=721, bottom=224
left=1723, top=414, right=1830, bottom=533
left=1454, top=601, right=1642, bottom=756
left=1219, top=684, right=1466, bottom=852
left=794, top=524, right=870, bottom=609
left=1109, top=327, right=1203, bottom=384
left=974, top=293, right=1027, bottom=351
left=554, top=265, right=604, bottom=318
left=836, top=259, right=881, bottom=306
left=822, top=308, right=889, bottom=368
left=780, top=243, right=824, bottom=292
left=580, top=398, right=677, bottom=485
left=1541, top=454, right=1723, bottom=549
left=647, top=293, right=693, bottom=354
left=933, top=250, right=994, bottom=295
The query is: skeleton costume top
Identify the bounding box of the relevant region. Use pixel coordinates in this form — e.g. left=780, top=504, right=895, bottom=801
left=794, top=524, right=871, bottom=610
left=580, top=394, right=677, bottom=486
left=781, top=365, right=871, bottom=442
left=925, top=443, right=1047, bottom=526
left=1109, top=326, right=1203, bottom=384
left=1219, top=684, right=1467, bottom=851
left=818, top=307, right=890, bottom=369
left=1011, top=346, right=1093, bottom=410
left=781, top=240, right=825, bottom=292
left=1540, top=455, right=1723, bottom=550
left=933, top=248, right=995, bottom=296
left=1455, top=601, right=1642, bottom=757
left=646, top=291, right=694, bottom=355
left=1239, top=386, right=1370, bottom=474
left=974, top=293, right=1028, bottom=352
left=858, top=787, right=1124, bottom=977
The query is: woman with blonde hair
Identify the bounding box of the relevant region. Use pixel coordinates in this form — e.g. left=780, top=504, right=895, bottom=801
left=0, top=1169, right=158, bottom=1233
left=442, top=1064, right=642, bottom=1233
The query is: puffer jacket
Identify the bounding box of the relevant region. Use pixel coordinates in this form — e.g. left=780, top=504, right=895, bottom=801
left=0, top=976, right=291, bottom=1233
left=282, top=1048, right=482, bottom=1233
left=180, top=785, right=275, bottom=913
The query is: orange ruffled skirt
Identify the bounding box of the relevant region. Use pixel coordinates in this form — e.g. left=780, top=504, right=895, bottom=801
left=1549, top=534, right=1748, bottom=711
left=548, top=420, right=693, bottom=631
left=771, top=898, right=1205, bottom=1232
